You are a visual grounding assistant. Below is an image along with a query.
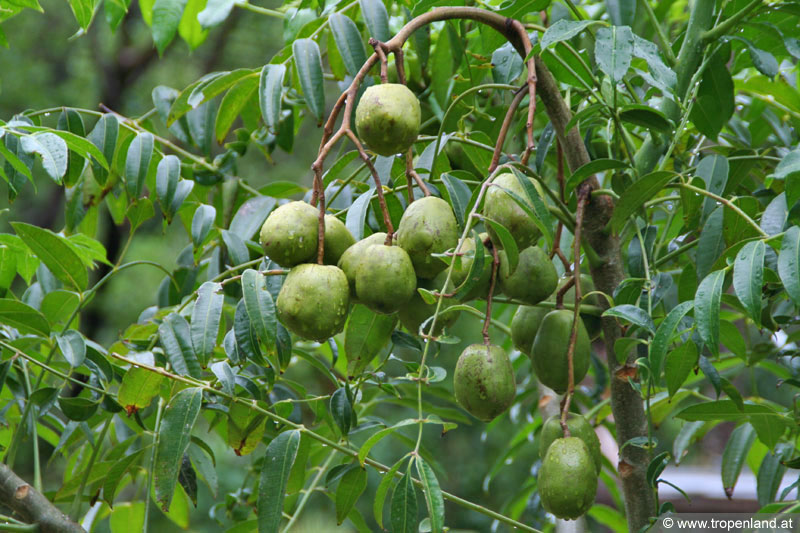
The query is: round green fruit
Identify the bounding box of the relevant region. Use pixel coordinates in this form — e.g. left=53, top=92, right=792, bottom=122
left=483, top=172, right=541, bottom=250
left=449, top=233, right=493, bottom=300
left=398, top=271, right=459, bottom=336
left=276, top=264, right=350, bottom=341
left=354, top=244, right=416, bottom=314
left=355, top=83, right=421, bottom=156
left=499, top=246, right=557, bottom=305
left=322, top=215, right=356, bottom=266
left=539, top=437, right=597, bottom=520
left=510, top=305, right=548, bottom=356
left=337, top=232, right=387, bottom=296
left=539, top=414, right=602, bottom=474
left=259, top=201, right=318, bottom=266
left=397, top=196, right=459, bottom=279
left=453, top=344, right=516, bottom=422
left=531, top=309, right=591, bottom=394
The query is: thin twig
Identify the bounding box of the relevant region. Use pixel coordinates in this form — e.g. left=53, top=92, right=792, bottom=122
left=405, top=148, right=430, bottom=199
left=555, top=275, right=575, bottom=309
left=482, top=244, right=500, bottom=345
left=489, top=86, right=527, bottom=173
left=346, top=130, right=395, bottom=242
left=369, top=38, right=389, bottom=83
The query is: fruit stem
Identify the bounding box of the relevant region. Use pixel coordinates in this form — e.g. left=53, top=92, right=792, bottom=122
left=345, top=130, right=395, bottom=242
left=488, top=85, right=527, bottom=174
left=310, top=168, right=327, bottom=264
left=482, top=242, right=500, bottom=345
left=554, top=275, right=575, bottom=310
left=369, top=38, right=390, bottom=83
left=405, top=148, right=430, bottom=200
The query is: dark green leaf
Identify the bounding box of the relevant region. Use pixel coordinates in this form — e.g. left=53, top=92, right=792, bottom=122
left=359, top=0, right=389, bottom=42
left=694, top=269, right=726, bottom=357
left=733, top=240, right=764, bottom=325
left=155, top=387, right=202, bottom=511
left=760, top=193, right=787, bottom=236
left=649, top=301, right=693, bottom=380
left=58, top=397, right=99, bottom=421
left=757, top=445, right=790, bottom=507
left=610, top=171, right=676, bottom=232
left=241, top=269, right=278, bottom=352
left=156, top=155, right=180, bottom=213
left=664, top=343, right=697, bottom=397
left=539, top=19, right=603, bottom=51
left=491, top=41, right=523, bottom=84
left=12, top=222, right=88, bottom=290
left=346, top=187, right=374, bottom=240
left=564, top=158, right=628, bottom=193
left=602, top=304, right=655, bottom=334
left=482, top=216, right=518, bottom=273
left=696, top=207, right=725, bottom=281
left=330, top=387, right=355, bottom=437
left=415, top=457, right=444, bottom=533
left=56, top=329, right=85, bottom=367
left=103, top=449, right=145, bottom=505
left=159, top=313, right=202, bottom=378
left=292, top=39, right=325, bottom=123
left=0, top=299, right=50, bottom=337
left=391, top=470, right=417, bottom=533
left=619, top=105, right=673, bottom=133
left=374, top=457, right=406, bottom=529
left=595, top=26, right=634, bottom=82
left=124, top=131, right=154, bottom=199
left=689, top=52, right=733, bottom=139
left=440, top=173, right=471, bottom=229
left=191, top=204, right=216, bottom=248
left=229, top=196, right=276, bottom=240
left=152, top=0, right=188, bottom=54
left=722, top=423, right=756, bottom=498
left=606, top=0, right=636, bottom=26
left=259, top=64, right=286, bottom=134
left=257, top=430, right=301, bottom=533
left=344, top=303, right=397, bottom=376
left=329, top=13, right=367, bottom=77
left=215, top=76, right=258, bottom=143
left=646, top=451, right=670, bottom=487
left=336, top=466, right=367, bottom=525
left=190, top=281, right=223, bottom=367
left=778, top=226, right=800, bottom=307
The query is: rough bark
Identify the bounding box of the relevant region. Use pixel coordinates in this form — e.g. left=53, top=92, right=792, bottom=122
left=0, top=463, right=86, bottom=533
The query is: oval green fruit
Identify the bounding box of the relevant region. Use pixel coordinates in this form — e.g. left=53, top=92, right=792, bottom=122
left=539, top=437, right=597, bottom=520
left=276, top=263, right=350, bottom=341
left=499, top=246, right=557, bottom=305
left=483, top=172, right=541, bottom=250
left=531, top=309, right=591, bottom=394
left=510, top=305, right=548, bottom=356
left=539, top=414, right=602, bottom=474
left=322, top=215, right=356, bottom=266
left=259, top=201, right=319, bottom=266
left=453, top=344, right=516, bottom=422
left=398, top=271, right=459, bottom=336
left=354, top=244, right=416, bottom=314
left=337, top=232, right=387, bottom=297
left=557, top=274, right=603, bottom=340
left=450, top=233, right=493, bottom=300
left=355, top=83, right=421, bottom=156
left=397, top=196, right=459, bottom=279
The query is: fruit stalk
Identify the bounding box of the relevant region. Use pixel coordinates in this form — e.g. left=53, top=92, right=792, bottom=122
left=482, top=243, right=500, bottom=345
left=489, top=85, right=528, bottom=173
left=345, top=130, right=395, bottom=242
left=405, top=148, right=430, bottom=200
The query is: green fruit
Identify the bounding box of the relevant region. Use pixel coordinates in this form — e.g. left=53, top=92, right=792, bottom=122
left=531, top=310, right=591, bottom=394
left=450, top=233, right=493, bottom=300
left=397, top=196, right=459, bottom=279
left=355, top=84, right=421, bottom=156
left=499, top=246, right=557, bottom=305
left=398, top=271, right=459, bottom=336
left=539, top=414, right=602, bottom=474
left=259, top=201, right=319, bottom=266
left=558, top=274, right=603, bottom=340
left=337, top=232, right=387, bottom=296
left=539, top=437, right=597, bottom=520
left=453, top=344, right=516, bottom=422
left=276, top=264, right=350, bottom=341
left=483, top=172, right=541, bottom=250
left=355, top=245, right=416, bottom=314
left=510, top=306, right=548, bottom=355
left=323, top=215, right=356, bottom=266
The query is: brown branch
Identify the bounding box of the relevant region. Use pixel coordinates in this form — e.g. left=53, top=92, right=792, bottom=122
left=489, top=86, right=527, bottom=173
left=369, top=38, right=389, bottom=83
left=554, top=275, right=575, bottom=309
left=482, top=243, right=500, bottom=345
left=0, top=463, right=85, bottom=533
left=394, top=47, right=406, bottom=85
left=345, top=130, right=395, bottom=242
left=405, top=148, right=430, bottom=200
left=314, top=173, right=326, bottom=264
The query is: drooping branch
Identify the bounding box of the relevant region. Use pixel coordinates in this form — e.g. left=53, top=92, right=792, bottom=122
left=0, top=463, right=85, bottom=533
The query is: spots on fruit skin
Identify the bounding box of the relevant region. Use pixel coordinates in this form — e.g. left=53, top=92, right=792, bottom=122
left=454, top=344, right=515, bottom=422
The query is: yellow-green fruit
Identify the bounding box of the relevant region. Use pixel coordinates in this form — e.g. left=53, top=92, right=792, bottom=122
left=453, top=344, right=516, bottom=422
left=450, top=233, right=493, bottom=300
left=499, top=246, right=558, bottom=305
left=510, top=306, right=548, bottom=355
left=397, top=196, right=459, bottom=279
left=539, top=437, right=597, bottom=520
left=259, top=201, right=318, bottom=266
left=355, top=84, right=421, bottom=156
left=276, top=264, right=350, bottom=341
left=323, top=215, right=356, bottom=266
left=539, top=414, right=602, bottom=474
left=355, top=245, right=416, bottom=314
left=483, top=172, right=541, bottom=250
left=531, top=310, right=591, bottom=394
left=337, top=232, right=387, bottom=296
left=398, top=271, right=459, bottom=336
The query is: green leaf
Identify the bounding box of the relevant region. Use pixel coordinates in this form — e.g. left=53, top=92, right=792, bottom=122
left=565, top=158, right=629, bottom=193
left=56, top=329, right=86, bottom=367
left=760, top=193, right=787, bottom=237
left=603, top=304, right=655, bottom=334
left=0, top=299, right=50, bottom=337
left=345, top=304, right=397, bottom=377
left=57, top=110, right=86, bottom=187
left=606, top=0, right=636, bottom=26
left=20, top=132, right=68, bottom=182
left=358, top=419, right=417, bottom=466
left=673, top=421, right=708, bottom=465
left=329, top=13, right=367, bottom=78
left=374, top=457, right=406, bottom=529
left=772, top=149, right=800, bottom=181
left=415, top=457, right=444, bottom=533
left=649, top=301, right=693, bottom=380
left=197, top=0, right=234, bottom=28
left=689, top=52, right=734, bottom=139
left=103, top=449, right=145, bottom=505
left=391, top=470, right=418, bottom=533
left=778, top=226, right=800, bottom=307
left=632, top=35, right=676, bottom=95
left=732, top=36, right=779, bottom=78
left=154, top=387, right=203, bottom=511
left=66, top=0, right=93, bottom=29
left=151, top=0, right=187, bottom=54
left=346, top=187, right=375, bottom=240
left=491, top=41, right=523, bottom=84
left=336, top=466, right=367, bottom=525
left=292, top=39, right=325, bottom=123
left=215, top=76, right=258, bottom=143
left=178, top=0, right=208, bottom=50
left=125, top=131, right=154, bottom=199
left=610, top=171, right=677, bottom=232
left=259, top=64, right=286, bottom=134
left=539, top=19, right=603, bottom=51
left=482, top=216, right=518, bottom=273
left=330, top=387, right=355, bottom=437
left=126, top=198, right=155, bottom=232
left=509, top=168, right=554, bottom=247
left=221, top=230, right=250, bottom=266
left=757, top=445, right=790, bottom=507
left=191, top=204, right=216, bottom=248
left=156, top=155, right=180, bottom=212
left=191, top=281, right=223, bottom=367
left=454, top=231, right=486, bottom=302
left=12, top=222, right=88, bottom=290
left=696, top=207, right=725, bottom=281
left=694, top=269, right=726, bottom=357
left=733, top=240, right=764, bottom=326
left=87, top=114, right=119, bottom=186
left=257, top=430, right=301, bottom=533
left=595, top=25, right=633, bottom=82
left=721, top=423, right=756, bottom=498
left=359, top=0, right=389, bottom=42
left=118, top=365, right=165, bottom=414
left=58, top=396, right=99, bottom=421
left=440, top=173, right=471, bottom=229
left=675, top=401, right=788, bottom=449
left=696, top=155, right=728, bottom=217
left=618, top=104, right=673, bottom=133
left=40, top=290, right=80, bottom=326
left=229, top=196, right=276, bottom=240
left=241, top=269, right=278, bottom=352
left=159, top=313, right=202, bottom=378
left=187, top=69, right=255, bottom=111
